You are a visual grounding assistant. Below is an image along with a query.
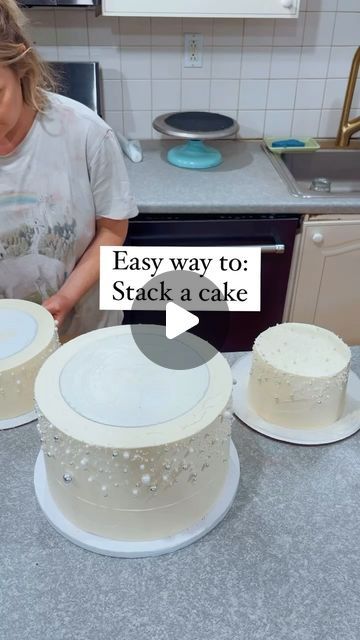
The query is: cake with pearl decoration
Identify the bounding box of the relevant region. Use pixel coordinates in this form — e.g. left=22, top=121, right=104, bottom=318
left=0, top=299, right=59, bottom=423
left=248, top=323, right=351, bottom=428
left=34, top=324, right=234, bottom=541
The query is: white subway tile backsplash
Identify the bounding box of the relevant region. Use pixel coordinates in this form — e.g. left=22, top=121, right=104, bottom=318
left=237, top=110, right=265, bottom=138
left=318, top=109, right=342, bottom=137
left=241, top=47, right=272, bottom=79
left=87, top=12, right=120, bottom=47
left=123, top=111, right=153, bottom=138
left=212, top=19, right=243, bottom=46
left=267, top=79, right=297, bottom=110
left=181, top=79, right=211, bottom=110
left=152, top=47, right=181, bottom=79
left=323, top=78, right=348, bottom=109
left=302, top=11, right=335, bottom=46
left=24, top=9, right=57, bottom=46
left=210, top=79, right=240, bottom=110
left=270, top=47, right=301, bottom=79
left=55, top=9, right=88, bottom=46
left=151, top=18, right=182, bottom=46
left=152, top=80, right=181, bottom=111
left=182, top=19, right=213, bottom=45
left=299, top=46, right=331, bottom=78
left=27, top=5, right=360, bottom=139
left=123, top=80, right=151, bottom=110
left=102, top=79, right=122, bottom=111
left=121, top=47, right=151, bottom=79
left=327, top=46, right=358, bottom=77
left=211, top=46, right=242, bottom=79
left=295, top=79, right=326, bottom=109
left=337, top=0, right=360, bottom=9
left=120, top=18, right=151, bottom=46
left=333, top=12, right=360, bottom=46
left=273, top=11, right=305, bottom=47
left=243, top=19, right=274, bottom=46
left=264, top=110, right=293, bottom=137
left=238, top=79, right=268, bottom=110
left=291, top=110, right=321, bottom=137
left=89, top=46, right=121, bottom=80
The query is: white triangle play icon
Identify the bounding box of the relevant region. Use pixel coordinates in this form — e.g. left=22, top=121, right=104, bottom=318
left=166, top=302, right=199, bottom=340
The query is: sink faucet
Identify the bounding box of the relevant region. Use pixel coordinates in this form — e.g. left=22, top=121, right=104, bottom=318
left=336, top=46, right=360, bottom=147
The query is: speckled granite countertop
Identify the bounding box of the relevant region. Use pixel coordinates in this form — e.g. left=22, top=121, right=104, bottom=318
left=1, top=348, right=360, bottom=640
left=125, top=140, right=360, bottom=215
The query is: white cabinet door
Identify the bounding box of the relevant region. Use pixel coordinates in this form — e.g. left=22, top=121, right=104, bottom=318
left=102, top=0, right=300, bottom=18
left=289, top=219, right=360, bottom=345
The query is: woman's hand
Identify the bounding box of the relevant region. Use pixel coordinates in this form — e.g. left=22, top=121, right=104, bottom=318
left=42, top=292, right=74, bottom=328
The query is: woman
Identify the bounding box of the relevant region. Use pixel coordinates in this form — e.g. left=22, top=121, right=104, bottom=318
left=0, top=0, right=138, bottom=339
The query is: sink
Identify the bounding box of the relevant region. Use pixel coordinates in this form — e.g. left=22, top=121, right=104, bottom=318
left=263, top=146, right=360, bottom=198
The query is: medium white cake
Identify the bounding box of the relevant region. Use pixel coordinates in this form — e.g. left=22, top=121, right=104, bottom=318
left=248, top=323, right=351, bottom=428
left=34, top=325, right=234, bottom=541
left=0, top=299, right=59, bottom=422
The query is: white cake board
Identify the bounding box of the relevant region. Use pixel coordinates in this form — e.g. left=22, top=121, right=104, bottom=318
left=0, top=409, right=36, bottom=430
left=34, top=442, right=240, bottom=558
left=232, top=353, right=360, bottom=445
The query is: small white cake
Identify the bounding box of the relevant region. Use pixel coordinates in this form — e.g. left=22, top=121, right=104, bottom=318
left=34, top=325, right=234, bottom=541
left=0, top=299, right=59, bottom=422
left=248, top=323, right=351, bottom=428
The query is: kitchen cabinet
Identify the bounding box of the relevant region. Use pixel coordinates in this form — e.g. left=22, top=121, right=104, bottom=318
left=287, top=218, right=360, bottom=345
left=102, top=0, right=300, bottom=18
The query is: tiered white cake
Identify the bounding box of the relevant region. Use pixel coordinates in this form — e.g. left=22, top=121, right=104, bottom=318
left=34, top=325, right=234, bottom=541
left=0, top=299, right=59, bottom=423
left=248, top=323, right=351, bottom=428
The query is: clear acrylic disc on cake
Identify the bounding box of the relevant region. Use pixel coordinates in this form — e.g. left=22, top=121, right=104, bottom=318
left=232, top=354, right=360, bottom=445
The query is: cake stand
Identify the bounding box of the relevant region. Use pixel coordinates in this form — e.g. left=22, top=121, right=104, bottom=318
left=0, top=410, right=37, bottom=430
left=152, top=111, right=239, bottom=169
left=34, top=441, right=240, bottom=558
left=232, top=353, right=360, bottom=445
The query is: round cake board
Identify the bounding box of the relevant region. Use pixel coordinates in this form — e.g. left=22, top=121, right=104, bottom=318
left=0, top=409, right=36, bottom=430
left=34, top=442, right=240, bottom=558
left=232, top=353, right=360, bottom=445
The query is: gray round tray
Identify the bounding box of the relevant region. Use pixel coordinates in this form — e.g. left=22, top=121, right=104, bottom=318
left=153, top=111, right=239, bottom=140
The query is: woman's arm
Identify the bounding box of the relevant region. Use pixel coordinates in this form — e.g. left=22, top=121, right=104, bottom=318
left=43, top=217, right=128, bottom=327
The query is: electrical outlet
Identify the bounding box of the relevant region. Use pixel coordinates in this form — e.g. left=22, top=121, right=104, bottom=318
left=184, top=33, right=204, bottom=68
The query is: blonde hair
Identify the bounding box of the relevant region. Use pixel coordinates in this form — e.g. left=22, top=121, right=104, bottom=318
left=0, top=0, right=56, bottom=112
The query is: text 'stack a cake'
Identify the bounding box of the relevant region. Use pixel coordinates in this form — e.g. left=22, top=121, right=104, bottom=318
left=0, top=299, right=59, bottom=422
left=248, top=323, right=351, bottom=429
left=34, top=325, right=234, bottom=541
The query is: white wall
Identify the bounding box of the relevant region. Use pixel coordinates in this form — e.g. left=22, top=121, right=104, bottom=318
left=24, top=0, right=360, bottom=140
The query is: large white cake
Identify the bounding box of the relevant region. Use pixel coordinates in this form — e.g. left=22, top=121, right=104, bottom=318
left=34, top=325, right=234, bottom=541
left=248, top=323, right=351, bottom=428
left=0, top=299, right=59, bottom=423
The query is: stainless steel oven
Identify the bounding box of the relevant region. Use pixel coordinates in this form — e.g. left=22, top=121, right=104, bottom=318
left=124, top=213, right=300, bottom=351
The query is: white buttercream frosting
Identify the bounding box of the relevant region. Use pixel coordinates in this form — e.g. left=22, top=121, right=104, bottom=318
left=248, top=323, right=351, bottom=428
left=35, top=325, right=234, bottom=540
left=0, top=299, right=59, bottom=420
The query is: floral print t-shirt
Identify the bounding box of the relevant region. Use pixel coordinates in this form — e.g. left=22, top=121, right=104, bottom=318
left=0, top=92, right=138, bottom=340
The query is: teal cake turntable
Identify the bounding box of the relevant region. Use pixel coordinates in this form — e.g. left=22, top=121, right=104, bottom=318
left=152, top=111, right=239, bottom=169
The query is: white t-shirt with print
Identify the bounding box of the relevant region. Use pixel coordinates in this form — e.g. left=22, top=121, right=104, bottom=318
left=0, top=92, right=138, bottom=340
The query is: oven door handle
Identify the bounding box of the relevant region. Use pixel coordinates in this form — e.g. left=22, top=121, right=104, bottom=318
left=257, top=243, right=285, bottom=254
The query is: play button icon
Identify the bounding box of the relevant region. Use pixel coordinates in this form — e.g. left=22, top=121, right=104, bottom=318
left=166, top=302, right=199, bottom=340
left=130, top=269, right=229, bottom=370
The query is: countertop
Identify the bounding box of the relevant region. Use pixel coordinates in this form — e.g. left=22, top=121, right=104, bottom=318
left=125, top=140, right=360, bottom=215
left=1, top=349, right=360, bottom=640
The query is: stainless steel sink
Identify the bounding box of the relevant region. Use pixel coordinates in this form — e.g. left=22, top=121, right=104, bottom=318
left=263, top=146, right=360, bottom=198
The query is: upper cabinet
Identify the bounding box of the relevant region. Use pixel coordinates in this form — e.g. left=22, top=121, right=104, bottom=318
left=102, top=0, right=300, bottom=18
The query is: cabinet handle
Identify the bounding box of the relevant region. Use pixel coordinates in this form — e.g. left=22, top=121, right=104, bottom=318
left=312, top=232, right=324, bottom=245
left=281, top=0, right=293, bottom=7
left=260, top=244, right=285, bottom=254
